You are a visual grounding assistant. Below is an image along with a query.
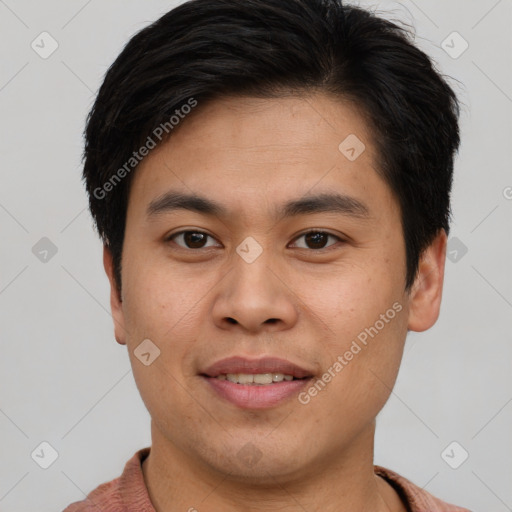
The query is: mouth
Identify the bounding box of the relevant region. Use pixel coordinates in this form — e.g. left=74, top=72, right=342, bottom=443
left=201, top=355, right=314, bottom=379
left=200, top=356, right=314, bottom=409
left=213, top=372, right=304, bottom=385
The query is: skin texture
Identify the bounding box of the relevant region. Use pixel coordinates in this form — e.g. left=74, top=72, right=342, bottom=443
left=103, top=93, right=447, bottom=511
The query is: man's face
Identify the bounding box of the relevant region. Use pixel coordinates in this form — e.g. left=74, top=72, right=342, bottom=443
left=106, top=93, right=443, bottom=481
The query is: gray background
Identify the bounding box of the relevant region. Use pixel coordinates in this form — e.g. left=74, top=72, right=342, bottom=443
left=0, top=1, right=511, bottom=511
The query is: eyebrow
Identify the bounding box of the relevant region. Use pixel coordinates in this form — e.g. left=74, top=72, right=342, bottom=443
left=146, top=191, right=370, bottom=221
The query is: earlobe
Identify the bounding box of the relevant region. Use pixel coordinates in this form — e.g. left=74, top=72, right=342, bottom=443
left=407, top=230, right=447, bottom=332
left=103, top=245, right=127, bottom=345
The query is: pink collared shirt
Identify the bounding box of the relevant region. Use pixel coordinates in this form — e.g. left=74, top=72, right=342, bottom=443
left=63, top=448, right=472, bottom=511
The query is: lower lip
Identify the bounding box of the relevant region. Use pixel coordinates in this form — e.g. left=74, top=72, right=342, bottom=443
left=203, top=376, right=311, bottom=409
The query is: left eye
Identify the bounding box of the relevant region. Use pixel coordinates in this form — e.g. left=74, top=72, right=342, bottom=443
left=167, top=230, right=342, bottom=251
left=168, top=231, right=219, bottom=249
left=290, top=231, right=342, bottom=250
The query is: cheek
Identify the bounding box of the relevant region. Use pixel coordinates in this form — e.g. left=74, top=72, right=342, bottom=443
left=121, top=257, right=209, bottom=341
left=295, top=255, right=408, bottom=390
left=121, top=266, right=204, bottom=423
left=298, top=301, right=408, bottom=439
left=121, top=260, right=215, bottom=401
left=297, top=262, right=403, bottom=337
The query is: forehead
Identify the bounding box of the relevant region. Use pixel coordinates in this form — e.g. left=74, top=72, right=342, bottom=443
left=127, top=93, right=394, bottom=222
left=164, top=93, right=374, bottom=158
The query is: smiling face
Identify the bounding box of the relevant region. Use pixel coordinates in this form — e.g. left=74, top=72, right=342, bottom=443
left=104, top=93, right=446, bottom=485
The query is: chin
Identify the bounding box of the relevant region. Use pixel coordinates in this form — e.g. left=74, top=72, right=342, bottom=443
left=197, top=436, right=312, bottom=484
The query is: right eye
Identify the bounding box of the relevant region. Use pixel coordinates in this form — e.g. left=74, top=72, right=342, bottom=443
left=166, top=230, right=221, bottom=250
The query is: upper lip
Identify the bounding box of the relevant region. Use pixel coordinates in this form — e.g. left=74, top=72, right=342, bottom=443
left=201, top=356, right=314, bottom=379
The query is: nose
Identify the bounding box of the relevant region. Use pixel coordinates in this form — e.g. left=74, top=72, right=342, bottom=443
left=211, top=247, right=299, bottom=333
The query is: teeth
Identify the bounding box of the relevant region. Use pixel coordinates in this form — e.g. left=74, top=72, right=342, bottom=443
left=219, top=373, right=295, bottom=384
left=238, top=373, right=255, bottom=384
left=253, top=373, right=272, bottom=384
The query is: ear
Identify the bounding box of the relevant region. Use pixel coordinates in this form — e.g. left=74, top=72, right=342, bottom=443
left=103, top=245, right=127, bottom=345
left=407, top=229, right=447, bottom=332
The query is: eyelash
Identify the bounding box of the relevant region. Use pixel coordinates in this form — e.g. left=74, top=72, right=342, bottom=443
left=166, top=229, right=345, bottom=252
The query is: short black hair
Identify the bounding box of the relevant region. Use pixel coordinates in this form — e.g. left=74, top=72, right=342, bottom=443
left=83, top=0, right=461, bottom=294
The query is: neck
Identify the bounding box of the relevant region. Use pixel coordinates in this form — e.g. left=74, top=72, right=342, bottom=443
left=142, top=421, right=406, bottom=512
